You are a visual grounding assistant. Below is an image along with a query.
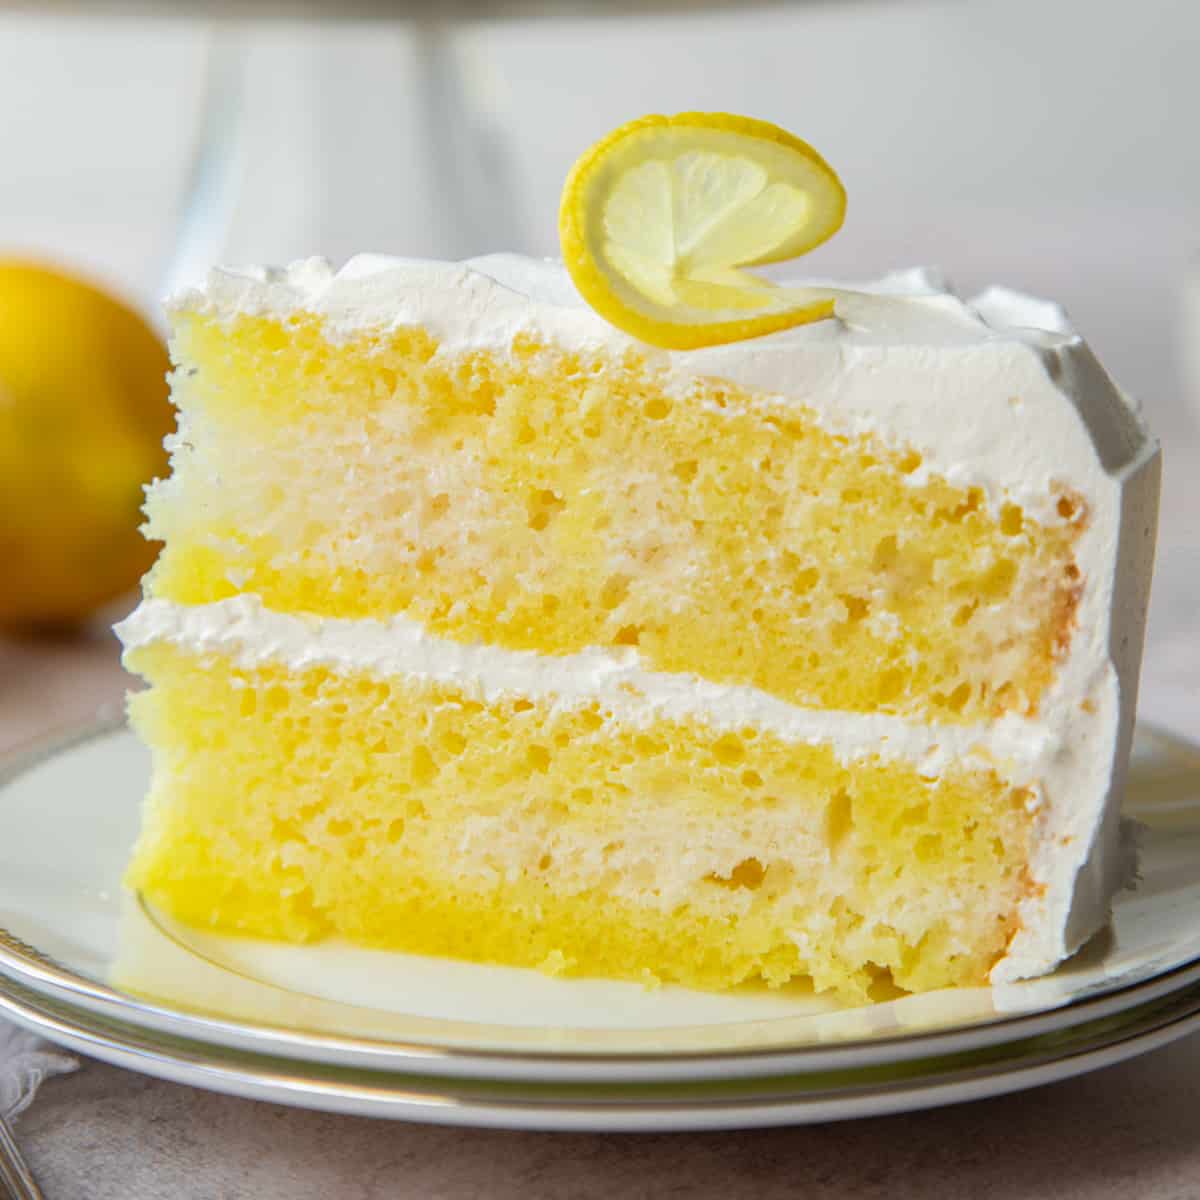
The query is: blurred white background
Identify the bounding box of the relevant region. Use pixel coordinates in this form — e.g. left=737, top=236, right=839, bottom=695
left=1, top=0, right=1197, bottom=724
left=2, top=0, right=1196, bottom=428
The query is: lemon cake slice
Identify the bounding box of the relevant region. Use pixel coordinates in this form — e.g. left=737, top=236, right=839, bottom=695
left=115, top=251, right=1159, bottom=1001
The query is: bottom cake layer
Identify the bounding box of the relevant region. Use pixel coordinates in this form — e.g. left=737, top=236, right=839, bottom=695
left=124, top=642, right=1037, bottom=1001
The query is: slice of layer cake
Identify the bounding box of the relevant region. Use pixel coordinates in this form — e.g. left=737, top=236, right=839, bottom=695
left=116, top=254, right=1159, bottom=1001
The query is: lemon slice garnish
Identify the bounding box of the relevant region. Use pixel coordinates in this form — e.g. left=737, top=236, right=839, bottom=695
left=559, top=112, right=847, bottom=350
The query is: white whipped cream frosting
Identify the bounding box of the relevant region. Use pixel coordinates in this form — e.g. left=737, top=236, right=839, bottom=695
left=128, top=254, right=1161, bottom=985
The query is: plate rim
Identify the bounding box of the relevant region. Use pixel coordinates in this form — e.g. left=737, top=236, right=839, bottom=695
left=2, top=965, right=1200, bottom=1131
left=3, top=717, right=1200, bottom=1084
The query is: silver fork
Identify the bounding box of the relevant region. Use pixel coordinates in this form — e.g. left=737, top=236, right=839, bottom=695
left=0, top=1113, right=43, bottom=1200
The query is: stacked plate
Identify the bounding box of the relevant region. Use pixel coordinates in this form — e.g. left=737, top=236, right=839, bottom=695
left=2, top=721, right=1199, bottom=1132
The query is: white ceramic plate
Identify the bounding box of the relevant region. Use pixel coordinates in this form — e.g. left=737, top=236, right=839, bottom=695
left=1, top=721, right=1199, bottom=1092
left=3, top=964, right=1200, bottom=1131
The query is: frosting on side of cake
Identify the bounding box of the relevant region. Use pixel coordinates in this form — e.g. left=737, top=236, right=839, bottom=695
left=149, top=255, right=1162, bottom=985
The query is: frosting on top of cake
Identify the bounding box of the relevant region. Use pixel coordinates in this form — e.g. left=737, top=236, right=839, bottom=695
left=176, top=252, right=1077, bottom=350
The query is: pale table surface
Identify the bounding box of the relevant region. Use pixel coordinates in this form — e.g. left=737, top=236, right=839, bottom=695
left=3, top=441, right=1199, bottom=1199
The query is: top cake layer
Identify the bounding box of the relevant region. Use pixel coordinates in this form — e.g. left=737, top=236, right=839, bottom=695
left=151, top=258, right=1154, bottom=728
left=172, top=254, right=1150, bottom=526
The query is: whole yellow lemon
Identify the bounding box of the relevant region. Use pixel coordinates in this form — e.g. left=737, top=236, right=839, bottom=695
left=0, top=261, right=172, bottom=628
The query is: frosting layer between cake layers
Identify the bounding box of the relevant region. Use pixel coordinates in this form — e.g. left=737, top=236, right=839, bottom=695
left=118, top=594, right=1059, bottom=781
left=121, top=255, right=1161, bottom=987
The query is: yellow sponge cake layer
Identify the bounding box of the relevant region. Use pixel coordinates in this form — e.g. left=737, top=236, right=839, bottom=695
left=125, top=640, right=1036, bottom=1001
left=144, top=313, right=1083, bottom=724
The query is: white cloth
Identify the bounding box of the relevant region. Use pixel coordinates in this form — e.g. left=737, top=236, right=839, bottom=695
left=0, top=1021, right=77, bottom=1123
